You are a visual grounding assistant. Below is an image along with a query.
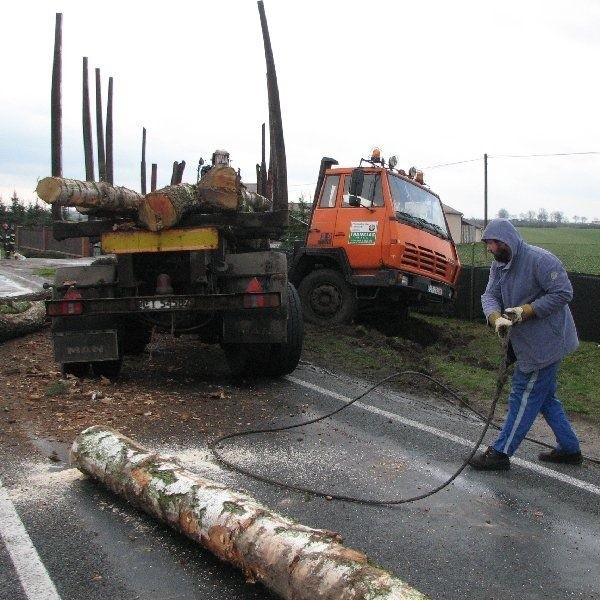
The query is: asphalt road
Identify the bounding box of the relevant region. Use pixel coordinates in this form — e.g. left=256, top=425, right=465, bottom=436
left=1, top=257, right=599, bottom=599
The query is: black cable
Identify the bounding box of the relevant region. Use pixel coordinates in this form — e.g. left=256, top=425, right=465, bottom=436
left=210, top=340, right=514, bottom=505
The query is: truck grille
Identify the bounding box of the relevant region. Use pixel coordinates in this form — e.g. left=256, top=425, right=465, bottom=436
left=400, top=243, right=450, bottom=278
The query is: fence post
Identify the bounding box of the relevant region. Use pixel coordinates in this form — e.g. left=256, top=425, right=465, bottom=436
left=82, top=237, right=91, bottom=257
left=43, top=226, right=50, bottom=251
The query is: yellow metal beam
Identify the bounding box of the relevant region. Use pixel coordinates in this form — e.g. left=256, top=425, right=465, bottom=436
left=101, top=227, right=219, bottom=254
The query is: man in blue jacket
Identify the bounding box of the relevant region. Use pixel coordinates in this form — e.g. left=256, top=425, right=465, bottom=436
left=469, top=218, right=582, bottom=470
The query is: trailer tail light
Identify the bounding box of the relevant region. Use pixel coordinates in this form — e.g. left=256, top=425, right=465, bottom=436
left=242, top=277, right=280, bottom=308
left=47, top=286, right=84, bottom=316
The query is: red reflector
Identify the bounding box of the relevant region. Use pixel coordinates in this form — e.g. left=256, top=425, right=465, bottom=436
left=47, top=286, right=84, bottom=316
left=246, top=277, right=263, bottom=293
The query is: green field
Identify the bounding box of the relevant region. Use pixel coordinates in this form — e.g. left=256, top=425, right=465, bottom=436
left=457, top=227, right=600, bottom=275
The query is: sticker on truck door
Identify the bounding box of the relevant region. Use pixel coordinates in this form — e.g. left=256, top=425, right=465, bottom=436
left=349, top=221, right=378, bottom=244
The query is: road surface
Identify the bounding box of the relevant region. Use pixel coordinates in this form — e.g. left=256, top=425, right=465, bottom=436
left=0, top=257, right=598, bottom=599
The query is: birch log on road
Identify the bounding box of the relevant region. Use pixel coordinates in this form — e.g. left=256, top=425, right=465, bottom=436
left=0, top=301, right=47, bottom=343
left=36, top=177, right=143, bottom=212
left=71, top=427, right=427, bottom=600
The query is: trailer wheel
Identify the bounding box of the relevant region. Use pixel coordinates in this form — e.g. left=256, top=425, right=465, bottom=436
left=298, top=269, right=357, bottom=325
left=265, top=283, right=304, bottom=376
left=223, top=343, right=271, bottom=378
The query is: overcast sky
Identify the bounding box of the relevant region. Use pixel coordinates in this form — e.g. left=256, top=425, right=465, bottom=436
left=2, top=0, right=600, bottom=222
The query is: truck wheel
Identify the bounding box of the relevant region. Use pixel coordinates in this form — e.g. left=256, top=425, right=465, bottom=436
left=223, top=343, right=271, bottom=378
left=298, top=269, right=357, bottom=325
left=264, top=283, right=304, bottom=376
left=91, top=359, right=123, bottom=380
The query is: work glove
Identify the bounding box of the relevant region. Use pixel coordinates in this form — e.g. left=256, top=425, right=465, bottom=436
left=487, top=311, right=513, bottom=338
left=504, top=304, right=534, bottom=323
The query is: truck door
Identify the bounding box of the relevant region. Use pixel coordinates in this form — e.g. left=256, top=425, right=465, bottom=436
left=306, top=174, right=340, bottom=248
left=333, top=173, right=385, bottom=271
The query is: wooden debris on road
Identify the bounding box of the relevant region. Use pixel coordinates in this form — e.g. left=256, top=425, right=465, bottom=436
left=0, top=302, right=48, bottom=343
left=71, top=426, right=426, bottom=600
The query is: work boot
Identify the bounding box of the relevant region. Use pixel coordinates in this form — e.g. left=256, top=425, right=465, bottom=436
left=469, top=447, right=510, bottom=470
left=538, top=449, right=583, bottom=465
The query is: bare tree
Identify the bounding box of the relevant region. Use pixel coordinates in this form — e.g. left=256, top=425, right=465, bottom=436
left=537, top=208, right=548, bottom=222
left=497, top=208, right=509, bottom=219
left=551, top=211, right=564, bottom=224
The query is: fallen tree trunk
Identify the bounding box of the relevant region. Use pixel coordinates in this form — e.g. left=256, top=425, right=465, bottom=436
left=0, top=301, right=47, bottom=343
left=71, top=427, right=426, bottom=600
left=36, top=177, right=143, bottom=212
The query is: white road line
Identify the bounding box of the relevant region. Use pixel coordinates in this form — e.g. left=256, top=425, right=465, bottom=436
left=286, top=375, right=600, bottom=497
left=0, top=479, right=61, bottom=600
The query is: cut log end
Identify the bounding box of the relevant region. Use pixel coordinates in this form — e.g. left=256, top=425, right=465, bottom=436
left=35, top=177, right=62, bottom=203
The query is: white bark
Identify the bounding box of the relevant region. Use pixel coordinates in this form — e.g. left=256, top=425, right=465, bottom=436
left=0, top=301, right=47, bottom=343
left=36, top=177, right=143, bottom=211
left=71, top=427, right=427, bottom=600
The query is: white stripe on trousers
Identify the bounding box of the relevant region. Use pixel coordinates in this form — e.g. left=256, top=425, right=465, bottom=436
left=502, top=369, right=538, bottom=455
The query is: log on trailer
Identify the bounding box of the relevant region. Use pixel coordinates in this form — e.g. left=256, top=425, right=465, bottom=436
left=137, top=183, right=205, bottom=232
left=71, top=427, right=427, bottom=600
left=36, top=177, right=143, bottom=212
left=137, top=166, right=272, bottom=231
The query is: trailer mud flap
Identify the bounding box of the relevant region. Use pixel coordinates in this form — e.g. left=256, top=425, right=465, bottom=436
left=222, top=313, right=286, bottom=344
left=53, top=330, right=119, bottom=363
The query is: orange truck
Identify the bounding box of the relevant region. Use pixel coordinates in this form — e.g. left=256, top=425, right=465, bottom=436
left=289, top=149, right=461, bottom=324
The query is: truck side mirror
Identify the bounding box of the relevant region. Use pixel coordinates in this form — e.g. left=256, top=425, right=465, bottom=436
left=348, top=168, right=364, bottom=207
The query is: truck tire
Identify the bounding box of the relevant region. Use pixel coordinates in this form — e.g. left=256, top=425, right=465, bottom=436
left=223, top=284, right=303, bottom=378
left=223, top=343, right=271, bottom=378
left=264, top=283, right=303, bottom=376
left=298, top=269, right=357, bottom=325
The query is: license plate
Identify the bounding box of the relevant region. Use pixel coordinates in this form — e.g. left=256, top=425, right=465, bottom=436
left=427, top=284, right=443, bottom=296
left=137, top=298, right=193, bottom=311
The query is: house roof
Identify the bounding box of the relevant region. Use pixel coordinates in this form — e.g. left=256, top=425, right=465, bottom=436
left=442, top=202, right=463, bottom=215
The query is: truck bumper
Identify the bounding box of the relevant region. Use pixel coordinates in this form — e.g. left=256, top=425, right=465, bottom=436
left=350, top=270, right=455, bottom=303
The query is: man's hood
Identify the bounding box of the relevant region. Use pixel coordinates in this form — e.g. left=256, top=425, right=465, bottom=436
left=482, top=218, right=523, bottom=262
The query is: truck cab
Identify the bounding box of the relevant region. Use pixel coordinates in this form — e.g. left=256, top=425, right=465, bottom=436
left=289, top=150, right=461, bottom=324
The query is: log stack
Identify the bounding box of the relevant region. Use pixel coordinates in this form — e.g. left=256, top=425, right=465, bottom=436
left=36, top=166, right=273, bottom=232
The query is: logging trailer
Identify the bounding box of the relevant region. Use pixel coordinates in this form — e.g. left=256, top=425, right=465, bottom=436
left=43, top=2, right=303, bottom=379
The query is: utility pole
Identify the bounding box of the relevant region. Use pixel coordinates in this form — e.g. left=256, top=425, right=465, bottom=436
left=51, top=13, right=62, bottom=220
left=483, top=153, right=488, bottom=229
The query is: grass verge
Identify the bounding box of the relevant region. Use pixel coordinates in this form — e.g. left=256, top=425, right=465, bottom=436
left=303, top=313, right=599, bottom=428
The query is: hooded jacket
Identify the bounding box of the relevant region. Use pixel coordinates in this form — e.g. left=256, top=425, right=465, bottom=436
left=481, top=219, right=578, bottom=373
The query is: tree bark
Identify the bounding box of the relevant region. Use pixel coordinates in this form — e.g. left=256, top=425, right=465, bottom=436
left=137, top=167, right=241, bottom=232
left=71, top=427, right=426, bottom=600
left=137, top=183, right=202, bottom=232
left=0, top=302, right=47, bottom=343
left=36, top=177, right=143, bottom=212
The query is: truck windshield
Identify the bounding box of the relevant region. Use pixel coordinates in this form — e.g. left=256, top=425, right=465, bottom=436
left=387, top=174, right=449, bottom=236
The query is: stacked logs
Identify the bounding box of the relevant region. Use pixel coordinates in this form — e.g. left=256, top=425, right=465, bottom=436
left=36, top=166, right=273, bottom=233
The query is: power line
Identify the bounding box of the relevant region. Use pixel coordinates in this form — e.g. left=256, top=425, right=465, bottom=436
left=490, top=151, right=600, bottom=159
left=425, top=157, right=482, bottom=169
